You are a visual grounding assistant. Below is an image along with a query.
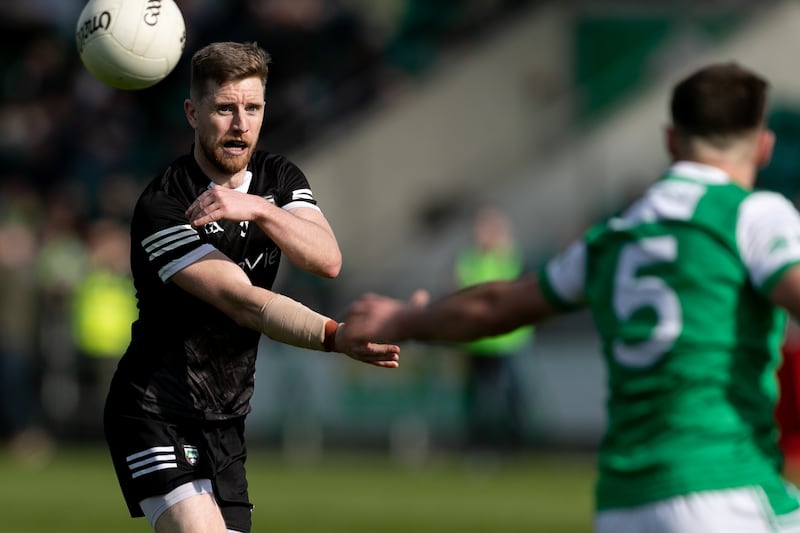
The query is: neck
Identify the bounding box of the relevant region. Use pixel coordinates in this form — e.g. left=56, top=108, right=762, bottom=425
left=686, top=157, right=757, bottom=189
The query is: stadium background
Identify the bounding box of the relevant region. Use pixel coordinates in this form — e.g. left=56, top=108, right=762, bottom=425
left=2, top=0, right=800, bottom=531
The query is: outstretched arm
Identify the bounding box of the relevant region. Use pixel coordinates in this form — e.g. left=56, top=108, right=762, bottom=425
left=172, top=250, right=398, bottom=367
left=345, top=274, right=559, bottom=345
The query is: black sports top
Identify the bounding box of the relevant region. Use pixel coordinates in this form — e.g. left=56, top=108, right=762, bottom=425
left=107, top=149, right=319, bottom=421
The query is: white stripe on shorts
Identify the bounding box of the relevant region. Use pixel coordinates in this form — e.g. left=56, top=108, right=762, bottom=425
left=126, top=446, right=178, bottom=479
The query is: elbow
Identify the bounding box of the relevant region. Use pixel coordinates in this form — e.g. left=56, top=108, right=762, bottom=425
left=320, top=264, right=341, bottom=279
left=320, top=252, right=342, bottom=279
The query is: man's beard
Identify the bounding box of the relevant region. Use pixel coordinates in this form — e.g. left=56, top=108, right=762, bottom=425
left=199, top=138, right=252, bottom=175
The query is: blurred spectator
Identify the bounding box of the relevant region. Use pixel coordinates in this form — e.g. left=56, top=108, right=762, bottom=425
left=0, top=0, right=539, bottom=447
left=453, top=206, right=533, bottom=454
left=71, top=218, right=137, bottom=439
left=0, top=0, right=534, bottom=191
left=35, top=183, right=89, bottom=437
left=0, top=182, right=52, bottom=461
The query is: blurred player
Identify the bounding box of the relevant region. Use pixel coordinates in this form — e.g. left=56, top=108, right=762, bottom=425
left=345, top=62, right=800, bottom=532
left=103, top=41, right=399, bottom=533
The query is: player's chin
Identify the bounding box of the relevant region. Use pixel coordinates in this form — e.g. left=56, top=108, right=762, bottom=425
left=216, top=147, right=251, bottom=172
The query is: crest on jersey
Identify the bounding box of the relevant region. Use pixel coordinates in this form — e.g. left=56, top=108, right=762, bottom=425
left=184, top=445, right=199, bottom=466
left=203, top=221, right=224, bottom=235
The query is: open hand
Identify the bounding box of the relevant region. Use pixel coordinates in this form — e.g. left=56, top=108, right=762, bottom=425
left=333, top=323, right=400, bottom=368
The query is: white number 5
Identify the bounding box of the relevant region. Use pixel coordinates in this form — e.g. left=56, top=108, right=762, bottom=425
left=612, top=236, right=682, bottom=368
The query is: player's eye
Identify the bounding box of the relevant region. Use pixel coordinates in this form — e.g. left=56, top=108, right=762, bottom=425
left=217, top=105, right=234, bottom=114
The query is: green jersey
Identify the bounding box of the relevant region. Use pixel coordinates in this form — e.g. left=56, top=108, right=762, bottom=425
left=540, top=161, right=800, bottom=514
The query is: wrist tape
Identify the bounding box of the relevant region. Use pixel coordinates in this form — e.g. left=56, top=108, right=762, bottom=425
left=259, top=294, right=339, bottom=352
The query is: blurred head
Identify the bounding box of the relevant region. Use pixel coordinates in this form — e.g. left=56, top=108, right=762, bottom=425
left=184, top=42, right=272, bottom=178
left=667, top=62, right=774, bottom=170
left=473, top=207, right=513, bottom=252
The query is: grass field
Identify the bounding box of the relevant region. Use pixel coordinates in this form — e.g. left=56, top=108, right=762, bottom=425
left=1, top=446, right=596, bottom=532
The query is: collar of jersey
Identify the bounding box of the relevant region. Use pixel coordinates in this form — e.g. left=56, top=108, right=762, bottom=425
left=208, top=170, right=253, bottom=193
left=666, top=160, right=730, bottom=184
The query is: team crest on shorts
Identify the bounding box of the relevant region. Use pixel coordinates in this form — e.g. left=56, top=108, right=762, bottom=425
left=183, top=445, right=199, bottom=466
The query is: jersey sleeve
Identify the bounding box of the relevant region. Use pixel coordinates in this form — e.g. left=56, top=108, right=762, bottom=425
left=539, top=239, right=587, bottom=311
left=272, top=156, right=322, bottom=213
left=737, top=191, right=800, bottom=294
left=133, top=189, right=215, bottom=283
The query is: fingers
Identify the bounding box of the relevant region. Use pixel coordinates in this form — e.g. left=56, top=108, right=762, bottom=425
left=349, top=343, right=400, bottom=368
left=358, top=350, right=400, bottom=368
left=185, top=188, right=262, bottom=227
left=185, top=190, right=218, bottom=226
left=187, top=207, right=223, bottom=227
left=409, top=289, right=429, bottom=308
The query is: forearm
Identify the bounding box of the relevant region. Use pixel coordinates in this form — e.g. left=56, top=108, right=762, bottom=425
left=400, top=282, right=517, bottom=342
left=254, top=206, right=341, bottom=278
left=257, top=292, right=339, bottom=351
left=172, top=256, right=338, bottom=350
left=399, top=277, right=555, bottom=343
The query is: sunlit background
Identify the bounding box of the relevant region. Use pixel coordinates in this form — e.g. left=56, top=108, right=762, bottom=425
left=2, top=1, right=800, bottom=531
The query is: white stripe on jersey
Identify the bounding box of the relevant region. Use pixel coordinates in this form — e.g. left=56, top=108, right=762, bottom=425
left=126, top=446, right=178, bottom=479
left=158, top=243, right=216, bottom=282
left=283, top=200, right=321, bottom=212
left=292, top=188, right=314, bottom=202
left=142, top=225, right=200, bottom=260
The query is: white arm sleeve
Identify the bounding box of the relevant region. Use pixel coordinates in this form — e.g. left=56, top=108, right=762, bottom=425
left=544, top=240, right=587, bottom=305
left=737, top=191, right=800, bottom=290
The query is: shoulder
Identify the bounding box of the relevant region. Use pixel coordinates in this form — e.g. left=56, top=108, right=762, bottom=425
left=740, top=189, right=798, bottom=219
left=133, top=154, right=203, bottom=220
left=248, top=150, right=302, bottom=175
left=248, top=151, right=313, bottom=205
left=138, top=153, right=200, bottom=198
left=737, top=190, right=800, bottom=244
left=736, top=190, right=800, bottom=289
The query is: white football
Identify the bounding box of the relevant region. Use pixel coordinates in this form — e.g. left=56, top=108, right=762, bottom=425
left=75, top=0, right=186, bottom=90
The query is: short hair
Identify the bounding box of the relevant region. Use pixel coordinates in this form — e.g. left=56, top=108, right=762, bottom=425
left=670, top=62, right=769, bottom=139
left=189, top=41, right=271, bottom=100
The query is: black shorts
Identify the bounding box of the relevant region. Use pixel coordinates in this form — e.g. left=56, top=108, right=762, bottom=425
left=104, top=409, right=253, bottom=532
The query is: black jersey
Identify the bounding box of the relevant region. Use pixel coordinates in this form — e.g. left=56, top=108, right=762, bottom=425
left=107, top=149, right=320, bottom=421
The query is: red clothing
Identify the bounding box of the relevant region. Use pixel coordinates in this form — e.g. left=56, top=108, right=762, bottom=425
left=777, top=336, right=800, bottom=462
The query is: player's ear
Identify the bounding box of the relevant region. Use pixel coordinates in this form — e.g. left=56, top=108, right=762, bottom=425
left=184, top=98, right=198, bottom=128
left=757, top=128, right=776, bottom=168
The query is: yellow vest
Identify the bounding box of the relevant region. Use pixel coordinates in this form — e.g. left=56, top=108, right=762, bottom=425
left=454, top=247, right=533, bottom=356
left=72, top=269, right=137, bottom=358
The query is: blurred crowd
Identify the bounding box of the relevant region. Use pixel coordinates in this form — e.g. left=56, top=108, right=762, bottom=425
left=0, top=0, right=535, bottom=459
